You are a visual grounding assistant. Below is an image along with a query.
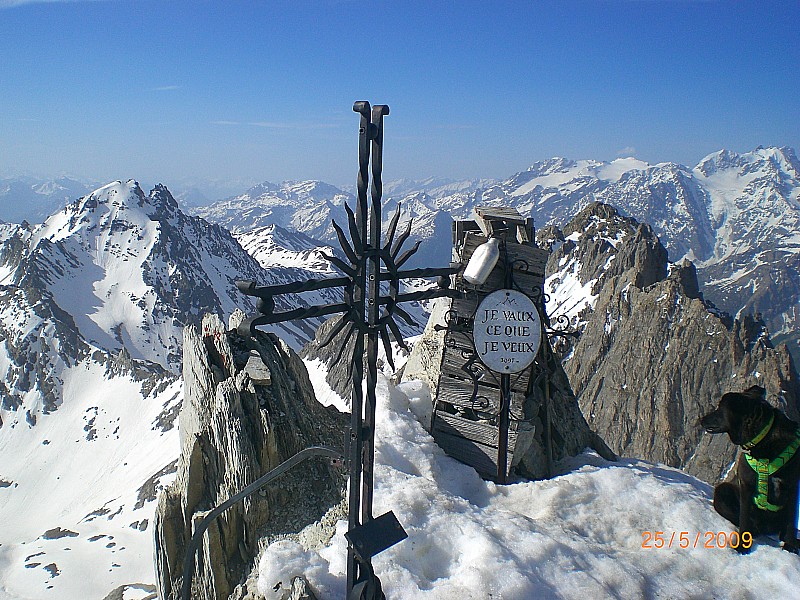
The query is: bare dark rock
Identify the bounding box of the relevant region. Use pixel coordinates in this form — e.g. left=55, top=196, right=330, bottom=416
left=300, top=316, right=357, bottom=401
left=154, top=313, right=347, bottom=600
left=41, top=527, right=78, bottom=540
left=135, top=459, right=177, bottom=510
left=551, top=203, right=800, bottom=483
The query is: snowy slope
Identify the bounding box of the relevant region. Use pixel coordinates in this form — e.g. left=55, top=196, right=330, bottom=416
left=257, top=371, right=800, bottom=599
left=0, top=358, right=181, bottom=600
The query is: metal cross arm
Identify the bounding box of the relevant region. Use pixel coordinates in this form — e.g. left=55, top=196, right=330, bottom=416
left=235, top=268, right=460, bottom=336
left=234, top=101, right=462, bottom=600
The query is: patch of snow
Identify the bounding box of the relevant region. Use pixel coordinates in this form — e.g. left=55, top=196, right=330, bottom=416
left=545, top=261, right=599, bottom=328
left=303, top=358, right=348, bottom=413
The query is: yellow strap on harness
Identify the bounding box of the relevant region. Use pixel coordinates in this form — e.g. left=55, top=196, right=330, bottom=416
left=742, top=414, right=774, bottom=450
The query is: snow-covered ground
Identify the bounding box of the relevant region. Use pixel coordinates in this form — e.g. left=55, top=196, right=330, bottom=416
left=258, top=372, right=800, bottom=600
left=0, top=361, right=181, bottom=600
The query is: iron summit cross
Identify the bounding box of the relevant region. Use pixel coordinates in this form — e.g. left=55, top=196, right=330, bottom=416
left=236, top=101, right=460, bottom=599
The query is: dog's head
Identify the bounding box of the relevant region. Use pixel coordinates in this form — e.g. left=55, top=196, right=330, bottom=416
left=701, top=386, right=772, bottom=446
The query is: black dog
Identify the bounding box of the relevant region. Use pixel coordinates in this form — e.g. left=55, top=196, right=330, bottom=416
left=701, top=385, right=800, bottom=553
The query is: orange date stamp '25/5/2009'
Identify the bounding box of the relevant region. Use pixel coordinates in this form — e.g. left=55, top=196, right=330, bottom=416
left=641, top=531, right=753, bottom=550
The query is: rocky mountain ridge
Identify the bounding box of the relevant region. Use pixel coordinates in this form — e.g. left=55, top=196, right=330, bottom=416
left=541, top=202, right=800, bottom=483
left=0, top=180, right=345, bottom=598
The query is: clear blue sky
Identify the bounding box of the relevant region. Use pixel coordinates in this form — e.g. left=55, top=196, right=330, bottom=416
left=1, top=0, right=798, bottom=193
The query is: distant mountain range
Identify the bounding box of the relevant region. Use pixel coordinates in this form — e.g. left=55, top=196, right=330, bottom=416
left=0, top=176, right=95, bottom=224
left=193, top=146, right=800, bottom=361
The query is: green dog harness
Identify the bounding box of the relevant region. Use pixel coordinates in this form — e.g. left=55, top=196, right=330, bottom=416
left=744, top=425, right=800, bottom=512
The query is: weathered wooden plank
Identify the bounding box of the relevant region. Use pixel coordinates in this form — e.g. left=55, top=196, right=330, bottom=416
left=433, top=411, right=518, bottom=448
left=432, top=430, right=513, bottom=479
left=436, top=375, right=527, bottom=413
left=443, top=328, right=474, bottom=350
left=440, top=333, right=533, bottom=383
left=474, top=208, right=524, bottom=238
left=452, top=219, right=481, bottom=247
left=475, top=205, right=525, bottom=219
left=438, top=359, right=531, bottom=396
left=450, top=295, right=480, bottom=317
left=474, top=206, right=526, bottom=232
left=468, top=270, right=544, bottom=298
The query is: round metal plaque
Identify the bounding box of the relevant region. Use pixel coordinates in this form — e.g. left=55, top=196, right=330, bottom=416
left=473, top=289, right=542, bottom=373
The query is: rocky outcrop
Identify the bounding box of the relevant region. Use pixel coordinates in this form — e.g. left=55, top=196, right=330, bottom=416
left=154, top=312, right=347, bottom=600
left=546, top=203, right=800, bottom=483
left=398, top=297, right=450, bottom=395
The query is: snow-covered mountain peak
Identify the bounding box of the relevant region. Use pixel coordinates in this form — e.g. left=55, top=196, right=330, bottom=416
left=34, top=180, right=148, bottom=246
left=593, top=157, right=652, bottom=182
left=0, top=179, right=291, bottom=371
left=242, top=180, right=282, bottom=197
left=508, top=157, right=657, bottom=198
left=524, top=156, right=578, bottom=175
left=281, top=179, right=349, bottom=204
left=695, top=146, right=800, bottom=181
left=32, top=180, right=181, bottom=249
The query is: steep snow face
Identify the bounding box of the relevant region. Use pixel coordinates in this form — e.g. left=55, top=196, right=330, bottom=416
left=689, top=147, right=800, bottom=353
left=0, top=359, right=181, bottom=600
left=693, top=146, right=800, bottom=264
left=256, top=374, right=800, bottom=599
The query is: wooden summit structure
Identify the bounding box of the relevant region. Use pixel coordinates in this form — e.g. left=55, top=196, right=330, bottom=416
left=431, top=206, right=552, bottom=483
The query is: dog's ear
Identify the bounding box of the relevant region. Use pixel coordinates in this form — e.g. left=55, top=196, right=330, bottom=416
left=743, top=385, right=766, bottom=400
